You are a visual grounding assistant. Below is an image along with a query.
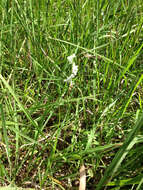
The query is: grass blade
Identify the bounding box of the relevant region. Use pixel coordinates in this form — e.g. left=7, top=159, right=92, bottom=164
left=0, top=104, right=11, bottom=177
left=0, top=74, right=39, bottom=130
left=96, top=112, right=143, bottom=189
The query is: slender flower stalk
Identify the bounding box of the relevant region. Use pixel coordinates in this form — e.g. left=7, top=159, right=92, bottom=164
left=64, top=54, right=78, bottom=83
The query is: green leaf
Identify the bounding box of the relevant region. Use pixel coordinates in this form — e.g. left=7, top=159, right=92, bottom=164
left=96, top=112, right=143, bottom=189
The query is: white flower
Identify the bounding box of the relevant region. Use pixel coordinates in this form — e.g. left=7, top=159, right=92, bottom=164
left=67, top=54, right=76, bottom=64
left=64, top=54, right=78, bottom=83
left=72, top=62, right=78, bottom=76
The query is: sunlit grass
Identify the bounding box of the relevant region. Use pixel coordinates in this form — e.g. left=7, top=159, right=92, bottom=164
left=0, top=0, right=143, bottom=189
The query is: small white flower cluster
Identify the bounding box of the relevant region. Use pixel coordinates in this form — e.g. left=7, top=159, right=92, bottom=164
left=64, top=54, right=78, bottom=84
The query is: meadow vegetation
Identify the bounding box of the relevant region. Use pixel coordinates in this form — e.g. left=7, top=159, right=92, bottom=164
left=0, top=0, right=143, bottom=189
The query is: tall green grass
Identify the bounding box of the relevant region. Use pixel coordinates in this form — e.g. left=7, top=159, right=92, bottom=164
left=0, top=0, right=143, bottom=189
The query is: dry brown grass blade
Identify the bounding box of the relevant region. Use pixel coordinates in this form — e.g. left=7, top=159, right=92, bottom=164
left=79, top=164, right=86, bottom=190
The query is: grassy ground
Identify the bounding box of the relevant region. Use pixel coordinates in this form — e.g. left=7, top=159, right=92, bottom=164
left=0, top=0, right=143, bottom=189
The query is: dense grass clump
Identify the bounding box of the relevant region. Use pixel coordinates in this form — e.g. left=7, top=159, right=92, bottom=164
left=0, top=0, right=143, bottom=189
